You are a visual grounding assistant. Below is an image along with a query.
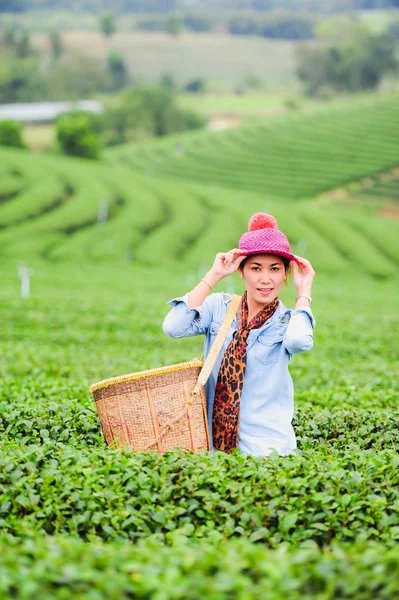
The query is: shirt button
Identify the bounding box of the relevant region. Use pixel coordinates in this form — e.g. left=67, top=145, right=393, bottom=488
left=268, top=339, right=273, bottom=345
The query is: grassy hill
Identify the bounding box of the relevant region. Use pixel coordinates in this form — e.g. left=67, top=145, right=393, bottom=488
left=107, top=93, right=399, bottom=198
left=0, top=135, right=398, bottom=279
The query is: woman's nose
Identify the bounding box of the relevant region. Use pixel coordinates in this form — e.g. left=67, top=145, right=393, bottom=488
left=259, top=275, right=272, bottom=285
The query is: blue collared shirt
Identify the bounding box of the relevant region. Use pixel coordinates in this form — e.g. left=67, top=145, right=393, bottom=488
left=162, top=292, right=316, bottom=457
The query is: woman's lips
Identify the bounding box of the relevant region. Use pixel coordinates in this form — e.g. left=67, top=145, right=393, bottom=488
left=257, top=288, right=273, bottom=295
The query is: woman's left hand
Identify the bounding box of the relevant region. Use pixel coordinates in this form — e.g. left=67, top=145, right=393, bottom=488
left=292, top=255, right=315, bottom=293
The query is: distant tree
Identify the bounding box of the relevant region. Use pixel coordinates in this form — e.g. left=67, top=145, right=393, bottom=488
left=185, top=78, right=206, bottom=94
left=0, top=0, right=30, bottom=12
left=49, top=31, right=63, bottom=60
left=160, top=72, right=177, bottom=92
left=104, top=84, right=205, bottom=145
left=242, top=73, right=263, bottom=89
left=387, top=21, right=399, bottom=39
left=228, top=17, right=258, bottom=36
left=166, top=14, right=183, bottom=36
left=56, top=112, right=100, bottom=160
left=183, top=14, right=211, bottom=32
left=259, top=13, right=314, bottom=39
left=0, top=57, right=46, bottom=103
left=0, top=120, right=25, bottom=148
left=45, top=56, right=109, bottom=100
left=2, top=29, right=16, bottom=47
left=125, top=86, right=179, bottom=136
left=100, top=13, right=116, bottom=38
left=107, top=52, right=129, bottom=91
left=15, top=32, right=31, bottom=58
left=297, top=31, right=398, bottom=96
left=229, top=12, right=314, bottom=39
left=296, top=45, right=331, bottom=97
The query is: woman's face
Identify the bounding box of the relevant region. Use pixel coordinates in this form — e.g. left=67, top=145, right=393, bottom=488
left=240, top=254, right=286, bottom=307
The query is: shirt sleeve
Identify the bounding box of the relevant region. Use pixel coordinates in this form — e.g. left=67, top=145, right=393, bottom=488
left=283, top=307, right=316, bottom=355
left=162, top=292, right=215, bottom=338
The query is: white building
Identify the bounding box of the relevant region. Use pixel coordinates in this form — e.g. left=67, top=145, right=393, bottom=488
left=0, top=100, right=104, bottom=124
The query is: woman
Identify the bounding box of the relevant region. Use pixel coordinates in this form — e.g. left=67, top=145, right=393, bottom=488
left=162, top=213, right=316, bottom=457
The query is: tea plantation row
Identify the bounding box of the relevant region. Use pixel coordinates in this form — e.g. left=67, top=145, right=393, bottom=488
left=108, top=93, right=399, bottom=199
left=0, top=266, right=398, bottom=551
left=2, top=439, right=399, bottom=545
left=2, top=534, right=398, bottom=600
left=0, top=145, right=398, bottom=279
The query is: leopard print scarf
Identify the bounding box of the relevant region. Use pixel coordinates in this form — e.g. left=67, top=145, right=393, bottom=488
left=212, top=291, right=279, bottom=453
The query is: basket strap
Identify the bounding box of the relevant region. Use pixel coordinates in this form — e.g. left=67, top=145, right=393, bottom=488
left=145, top=293, right=242, bottom=450
left=188, top=293, right=241, bottom=404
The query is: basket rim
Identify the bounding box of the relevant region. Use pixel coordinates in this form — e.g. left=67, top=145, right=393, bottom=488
left=90, top=358, right=203, bottom=394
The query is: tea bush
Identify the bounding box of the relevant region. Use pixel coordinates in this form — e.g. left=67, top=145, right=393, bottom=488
left=1, top=440, right=399, bottom=544
left=1, top=534, right=399, bottom=600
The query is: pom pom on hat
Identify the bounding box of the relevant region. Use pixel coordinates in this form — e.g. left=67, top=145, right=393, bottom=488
left=248, top=212, right=278, bottom=232
left=239, top=211, right=296, bottom=261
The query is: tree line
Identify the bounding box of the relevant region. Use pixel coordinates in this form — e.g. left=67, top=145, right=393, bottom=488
left=297, top=18, right=398, bottom=96
left=1, top=0, right=398, bottom=12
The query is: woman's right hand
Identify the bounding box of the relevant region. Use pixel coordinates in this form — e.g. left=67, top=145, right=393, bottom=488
left=209, top=249, right=247, bottom=281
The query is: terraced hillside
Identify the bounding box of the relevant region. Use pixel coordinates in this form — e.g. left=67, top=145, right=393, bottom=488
left=352, top=171, right=399, bottom=205
left=0, top=145, right=398, bottom=279
left=107, top=93, right=399, bottom=199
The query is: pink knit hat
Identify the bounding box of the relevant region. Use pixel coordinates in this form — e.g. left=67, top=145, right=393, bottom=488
left=239, top=213, right=297, bottom=262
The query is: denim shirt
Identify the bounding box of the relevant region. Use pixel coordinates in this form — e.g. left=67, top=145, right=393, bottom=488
left=162, top=292, right=316, bottom=457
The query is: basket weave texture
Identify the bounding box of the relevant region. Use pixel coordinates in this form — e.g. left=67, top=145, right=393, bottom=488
left=90, top=360, right=210, bottom=453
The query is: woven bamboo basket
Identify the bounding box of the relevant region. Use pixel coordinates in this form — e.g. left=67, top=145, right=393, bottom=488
left=90, top=359, right=210, bottom=453
left=90, top=293, right=241, bottom=454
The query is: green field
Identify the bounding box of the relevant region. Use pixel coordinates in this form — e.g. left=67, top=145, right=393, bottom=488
left=30, top=29, right=300, bottom=89
left=1, top=258, right=398, bottom=596
left=178, top=91, right=299, bottom=118
left=1, top=91, right=399, bottom=596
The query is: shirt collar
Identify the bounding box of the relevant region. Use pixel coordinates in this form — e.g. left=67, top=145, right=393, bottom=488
left=230, top=297, right=289, bottom=330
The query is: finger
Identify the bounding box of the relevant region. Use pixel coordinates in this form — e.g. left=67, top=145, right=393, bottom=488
left=233, top=255, right=246, bottom=267
left=229, top=249, right=245, bottom=257
left=294, top=255, right=311, bottom=266
left=295, top=259, right=314, bottom=273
